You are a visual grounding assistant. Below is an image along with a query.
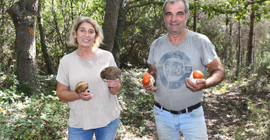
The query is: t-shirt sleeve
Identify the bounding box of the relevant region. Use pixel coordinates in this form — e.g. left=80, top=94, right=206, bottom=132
left=200, top=35, right=218, bottom=65
left=147, top=40, right=157, bottom=66
left=56, top=58, right=69, bottom=86
left=109, top=52, right=117, bottom=67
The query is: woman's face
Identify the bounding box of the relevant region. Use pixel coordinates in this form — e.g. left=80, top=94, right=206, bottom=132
left=74, top=22, right=96, bottom=48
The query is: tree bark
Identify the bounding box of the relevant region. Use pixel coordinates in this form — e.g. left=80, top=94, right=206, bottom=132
left=193, top=0, right=198, bottom=32
left=113, top=0, right=128, bottom=67
left=252, top=27, right=256, bottom=64
left=51, top=0, right=66, bottom=50
left=246, top=0, right=255, bottom=67
left=101, top=0, right=122, bottom=52
left=112, top=0, right=163, bottom=67
left=8, top=0, right=39, bottom=94
left=228, top=22, right=233, bottom=68
left=236, top=22, right=241, bottom=78
left=38, top=0, right=54, bottom=74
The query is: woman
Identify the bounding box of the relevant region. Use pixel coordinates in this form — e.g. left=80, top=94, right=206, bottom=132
left=56, top=16, right=121, bottom=140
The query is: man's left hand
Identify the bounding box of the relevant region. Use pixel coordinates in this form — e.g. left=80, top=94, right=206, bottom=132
left=185, top=78, right=206, bottom=92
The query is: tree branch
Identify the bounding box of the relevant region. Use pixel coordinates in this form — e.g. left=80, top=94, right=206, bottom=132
left=129, top=1, right=163, bottom=9
left=207, top=0, right=270, bottom=14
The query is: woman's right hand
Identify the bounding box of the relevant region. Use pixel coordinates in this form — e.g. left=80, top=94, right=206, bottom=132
left=78, top=89, right=93, bottom=101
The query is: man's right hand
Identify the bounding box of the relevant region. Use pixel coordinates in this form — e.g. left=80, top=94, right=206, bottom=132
left=143, top=84, right=157, bottom=92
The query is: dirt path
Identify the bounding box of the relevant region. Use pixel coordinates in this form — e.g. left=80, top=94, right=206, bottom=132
left=203, top=85, right=249, bottom=140
left=118, top=82, right=270, bottom=140
left=119, top=84, right=250, bottom=140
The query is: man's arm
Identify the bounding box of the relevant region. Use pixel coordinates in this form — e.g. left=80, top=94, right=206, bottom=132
left=186, top=57, right=225, bottom=91
left=204, top=57, right=226, bottom=88
left=149, top=64, right=157, bottom=80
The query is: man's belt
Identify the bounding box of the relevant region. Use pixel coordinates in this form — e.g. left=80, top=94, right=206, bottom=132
left=154, top=101, right=202, bottom=114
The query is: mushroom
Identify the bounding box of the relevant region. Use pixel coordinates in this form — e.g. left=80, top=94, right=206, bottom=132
left=100, top=66, right=121, bottom=81
left=75, top=81, right=89, bottom=93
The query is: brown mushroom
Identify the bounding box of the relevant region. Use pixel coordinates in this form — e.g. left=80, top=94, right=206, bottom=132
left=100, top=66, right=121, bottom=81
left=75, top=81, right=89, bottom=93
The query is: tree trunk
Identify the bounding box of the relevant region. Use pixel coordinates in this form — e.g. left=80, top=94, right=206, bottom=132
left=236, top=22, right=241, bottom=78
left=246, top=0, right=255, bottom=67
left=193, top=0, right=198, bottom=32
left=225, top=19, right=233, bottom=68
left=113, top=0, right=128, bottom=67
left=51, top=0, right=66, bottom=50
left=38, top=0, right=54, bottom=74
left=229, top=22, right=233, bottom=67
left=101, top=0, right=122, bottom=52
left=253, top=28, right=256, bottom=65
left=8, top=0, right=38, bottom=94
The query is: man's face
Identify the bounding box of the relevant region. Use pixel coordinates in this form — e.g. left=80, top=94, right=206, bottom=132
left=164, top=1, right=189, bottom=35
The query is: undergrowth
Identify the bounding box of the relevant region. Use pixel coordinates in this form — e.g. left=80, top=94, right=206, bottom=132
left=0, top=68, right=269, bottom=139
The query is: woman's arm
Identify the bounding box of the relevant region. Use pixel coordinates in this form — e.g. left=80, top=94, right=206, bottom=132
left=56, top=82, right=92, bottom=101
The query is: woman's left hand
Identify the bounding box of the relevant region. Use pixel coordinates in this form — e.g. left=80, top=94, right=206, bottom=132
left=107, top=78, right=121, bottom=88
left=107, top=78, right=121, bottom=95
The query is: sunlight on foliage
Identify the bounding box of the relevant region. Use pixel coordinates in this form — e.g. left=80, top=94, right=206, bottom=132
left=0, top=75, right=69, bottom=139
left=116, top=68, right=155, bottom=139
left=0, top=68, right=269, bottom=139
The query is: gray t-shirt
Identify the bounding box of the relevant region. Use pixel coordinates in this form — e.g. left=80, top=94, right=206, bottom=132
left=147, top=30, right=217, bottom=110
left=56, top=48, right=120, bottom=130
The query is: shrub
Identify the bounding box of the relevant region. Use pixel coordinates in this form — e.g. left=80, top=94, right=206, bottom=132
left=0, top=87, right=69, bottom=139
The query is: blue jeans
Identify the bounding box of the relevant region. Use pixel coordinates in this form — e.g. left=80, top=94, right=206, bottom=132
left=68, top=117, right=120, bottom=140
left=154, top=105, right=208, bottom=140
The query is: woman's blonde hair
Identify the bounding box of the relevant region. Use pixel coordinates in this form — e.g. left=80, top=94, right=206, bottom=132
left=68, top=16, right=104, bottom=48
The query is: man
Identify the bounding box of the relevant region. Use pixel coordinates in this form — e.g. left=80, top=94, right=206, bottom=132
left=143, top=0, right=225, bottom=139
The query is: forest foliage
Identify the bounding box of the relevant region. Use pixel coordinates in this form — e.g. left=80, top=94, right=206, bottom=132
left=0, top=0, right=270, bottom=139
left=1, top=0, right=270, bottom=75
